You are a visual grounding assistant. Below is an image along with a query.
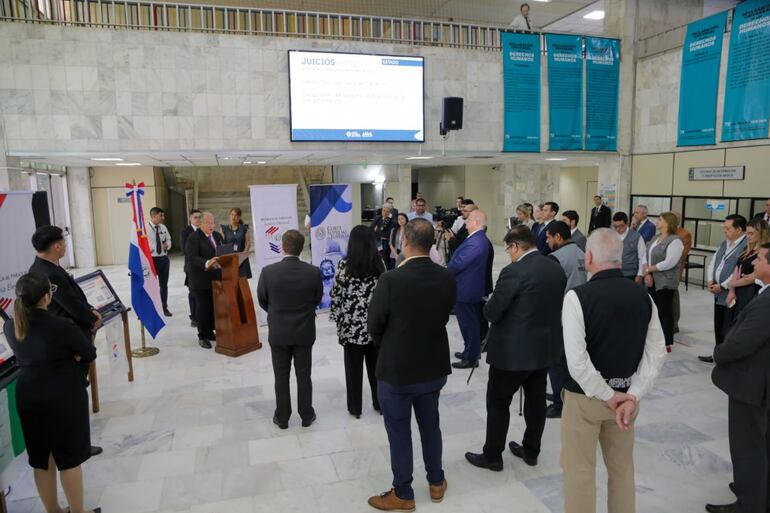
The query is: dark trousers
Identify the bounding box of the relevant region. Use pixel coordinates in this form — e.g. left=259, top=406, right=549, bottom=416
left=343, top=343, right=380, bottom=415
left=649, top=287, right=675, bottom=346
left=548, top=357, right=567, bottom=409
left=380, top=240, right=394, bottom=270
left=478, top=302, right=489, bottom=344
left=378, top=377, right=446, bottom=500
left=728, top=397, right=770, bottom=513
left=271, top=344, right=314, bottom=423
left=187, top=288, right=197, bottom=321
left=191, top=289, right=214, bottom=339
left=672, top=288, right=681, bottom=332
left=483, top=366, right=547, bottom=460
left=714, top=303, right=729, bottom=346
left=455, top=301, right=482, bottom=362
left=152, top=255, right=170, bottom=309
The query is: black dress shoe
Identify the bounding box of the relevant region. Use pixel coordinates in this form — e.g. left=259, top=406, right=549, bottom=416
left=272, top=415, right=288, bottom=429
left=545, top=405, right=562, bottom=419
left=464, top=452, right=503, bottom=472
left=705, top=502, right=736, bottom=513
left=190, top=319, right=198, bottom=328
left=452, top=360, right=479, bottom=369
left=509, top=441, right=537, bottom=466
left=698, top=355, right=715, bottom=363
left=163, top=309, right=173, bottom=317
left=454, top=351, right=465, bottom=360
left=89, top=445, right=103, bottom=456
left=198, top=339, right=212, bottom=349
left=729, top=482, right=735, bottom=494
left=302, top=413, right=317, bottom=427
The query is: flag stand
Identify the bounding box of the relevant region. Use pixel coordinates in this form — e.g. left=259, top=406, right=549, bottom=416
left=131, top=323, right=159, bottom=358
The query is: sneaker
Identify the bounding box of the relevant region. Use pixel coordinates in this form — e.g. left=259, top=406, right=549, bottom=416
left=367, top=489, right=415, bottom=512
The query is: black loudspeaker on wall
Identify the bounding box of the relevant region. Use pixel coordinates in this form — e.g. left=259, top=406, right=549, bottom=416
left=440, top=97, right=464, bottom=135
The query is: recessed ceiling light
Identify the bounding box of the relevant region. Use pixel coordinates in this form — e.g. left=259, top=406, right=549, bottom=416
left=222, top=157, right=233, bottom=160
left=243, top=161, right=252, bottom=164
left=91, top=157, right=123, bottom=161
left=257, top=161, right=267, bottom=164
left=545, top=158, right=567, bottom=161
left=406, top=156, right=433, bottom=160
left=532, top=0, right=551, bottom=2
left=115, top=162, right=142, bottom=166
left=583, top=10, right=605, bottom=20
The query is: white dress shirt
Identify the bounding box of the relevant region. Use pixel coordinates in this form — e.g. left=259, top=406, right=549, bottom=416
left=620, top=229, right=647, bottom=276
left=147, top=222, right=172, bottom=257
left=451, top=217, right=465, bottom=234
left=706, top=234, right=747, bottom=288
left=510, top=14, right=534, bottom=31
left=647, top=237, right=684, bottom=271
left=562, top=289, right=667, bottom=402
left=407, top=211, right=435, bottom=223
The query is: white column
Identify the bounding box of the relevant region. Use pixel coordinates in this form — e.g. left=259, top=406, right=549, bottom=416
left=66, top=167, right=97, bottom=268
left=396, top=165, right=412, bottom=213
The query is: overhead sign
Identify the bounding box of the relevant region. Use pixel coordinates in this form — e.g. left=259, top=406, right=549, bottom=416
left=688, top=166, right=745, bottom=181
left=706, top=200, right=727, bottom=211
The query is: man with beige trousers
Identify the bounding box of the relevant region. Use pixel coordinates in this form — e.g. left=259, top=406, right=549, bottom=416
left=560, top=228, right=666, bottom=513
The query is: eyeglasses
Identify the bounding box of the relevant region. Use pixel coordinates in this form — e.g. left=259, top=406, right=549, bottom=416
left=49, top=284, right=58, bottom=293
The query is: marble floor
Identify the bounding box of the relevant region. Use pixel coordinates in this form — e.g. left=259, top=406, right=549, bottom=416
left=2, top=248, right=735, bottom=513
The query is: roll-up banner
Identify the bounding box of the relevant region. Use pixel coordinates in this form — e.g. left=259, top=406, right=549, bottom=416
left=546, top=34, right=584, bottom=150
left=502, top=31, right=541, bottom=152
left=677, top=11, right=729, bottom=146
left=310, top=184, right=353, bottom=310
left=0, top=192, right=38, bottom=318
left=585, top=37, right=620, bottom=151
left=249, top=184, right=298, bottom=324
left=722, top=0, right=770, bottom=142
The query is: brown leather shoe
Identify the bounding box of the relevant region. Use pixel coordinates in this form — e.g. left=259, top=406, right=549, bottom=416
left=367, top=489, right=415, bottom=512
left=429, top=479, right=447, bottom=503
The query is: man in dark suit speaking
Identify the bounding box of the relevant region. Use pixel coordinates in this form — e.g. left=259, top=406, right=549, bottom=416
left=465, top=225, right=566, bottom=471
left=367, top=218, right=456, bottom=511
left=707, top=242, right=770, bottom=513
left=257, top=229, right=322, bottom=430
left=184, top=211, right=222, bottom=349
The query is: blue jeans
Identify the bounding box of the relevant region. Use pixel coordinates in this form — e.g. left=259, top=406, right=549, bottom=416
left=455, top=302, right=482, bottom=362
left=378, top=377, right=447, bottom=500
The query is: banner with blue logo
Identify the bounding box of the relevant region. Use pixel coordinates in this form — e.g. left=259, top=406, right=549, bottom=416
left=722, top=0, right=770, bottom=142
left=546, top=34, right=584, bottom=150
left=502, top=32, right=541, bottom=152
left=677, top=11, right=728, bottom=146
left=585, top=37, right=620, bottom=151
left=310, top=184, right=353, bottom=310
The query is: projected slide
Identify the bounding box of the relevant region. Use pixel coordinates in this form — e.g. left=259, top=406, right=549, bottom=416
left=289, top=50, right=425, bottom=142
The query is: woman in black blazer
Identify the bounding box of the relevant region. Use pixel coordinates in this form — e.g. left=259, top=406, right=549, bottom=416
left=3, top=273, right=100, bottom=513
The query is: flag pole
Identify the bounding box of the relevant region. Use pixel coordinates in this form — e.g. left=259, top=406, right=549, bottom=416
left=131, top=322, right=159, bottom=358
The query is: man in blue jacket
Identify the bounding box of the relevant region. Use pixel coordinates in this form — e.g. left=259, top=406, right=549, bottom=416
left=447, top=210, right=491, bottom=369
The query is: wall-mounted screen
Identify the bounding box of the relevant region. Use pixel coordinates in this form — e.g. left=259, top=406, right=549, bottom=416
left=288, top=50, right=425, bottom=142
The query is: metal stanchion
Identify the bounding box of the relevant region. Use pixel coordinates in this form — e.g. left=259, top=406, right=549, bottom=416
left=131, top=323, right=159, bottom=358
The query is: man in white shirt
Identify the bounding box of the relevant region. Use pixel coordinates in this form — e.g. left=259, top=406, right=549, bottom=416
left=407, top=198, right=434, bottom=223
left=510, top=3, right=535, bottom=31
left=561, top=228, right=666, bottom=513
left=611, top=212, right=646, bottom=284
left=148, top=207, right=173, bottom=317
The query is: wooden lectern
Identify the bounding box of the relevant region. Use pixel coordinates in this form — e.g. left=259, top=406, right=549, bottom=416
left=212, top=252, right=262, bottom=357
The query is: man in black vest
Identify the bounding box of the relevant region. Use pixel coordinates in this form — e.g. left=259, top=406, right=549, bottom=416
left=560, top=228, right=666, bottom=513
left=465, top=225, right=566, bottom=471
left=29, top=225, right=104, bottom=456
left=257, top=230, right=322, bottom=430
left=184, top=212, right=223, bottom=349
left=707, top=243, right=770, bottom=513
left=367, top=219, right=455, bottom=511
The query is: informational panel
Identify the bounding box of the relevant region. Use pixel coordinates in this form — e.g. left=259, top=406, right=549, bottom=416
left=585, top=37, right=621, bottom=151
left=0, top=192, right=37, bottom=321
left=310, top=184, right=353, bottom=310
left=678, top=11, right=729, bottom=146
left=722, top=0, right=770, bottom=142
left=546, top=34, right=584, bottom=150
left=502, top=31, right=541, bottom=152
left=288, top=50, right=424, bottom=142
left=250, top=185, right=298, bottom=324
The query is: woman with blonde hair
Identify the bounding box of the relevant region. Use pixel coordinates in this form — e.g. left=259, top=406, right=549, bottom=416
left=643, top=212, right=684, bottom=352
left=3, top=272, right=100, bottom=513
left=726, top=218, right=770, bottom=319
left=515, top=204, right=534, bottom=229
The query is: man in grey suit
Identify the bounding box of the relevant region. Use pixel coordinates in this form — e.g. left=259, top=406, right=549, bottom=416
left=698, top=215, right=748, bottom=363
left=257, top=230, right=323, bottom=429
left=707, top=242, right=770, bottom=513
left=465, top=225, right=566, bottom=471
left=562, top=210, right=586, bottom=252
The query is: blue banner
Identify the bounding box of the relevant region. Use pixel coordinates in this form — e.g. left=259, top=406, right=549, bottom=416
left=678, top=11, right=728, bottom=146
left=502, top=32, right=541, bottom=152
left=585, top=37, right=620, bottom=151
left=309, top=184, right=353, bottom=310
left=547, top=34, right=583, bottom=150
left=722, top=0, right=770, bottom=142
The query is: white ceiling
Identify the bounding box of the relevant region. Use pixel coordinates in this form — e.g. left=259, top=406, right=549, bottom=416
left=14, top=149, right=612, bottom=169
left=542, top=0, right=605, bottom=36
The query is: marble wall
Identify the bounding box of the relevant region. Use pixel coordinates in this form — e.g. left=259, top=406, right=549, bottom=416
left=0, top=22, right=508, bottom=154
